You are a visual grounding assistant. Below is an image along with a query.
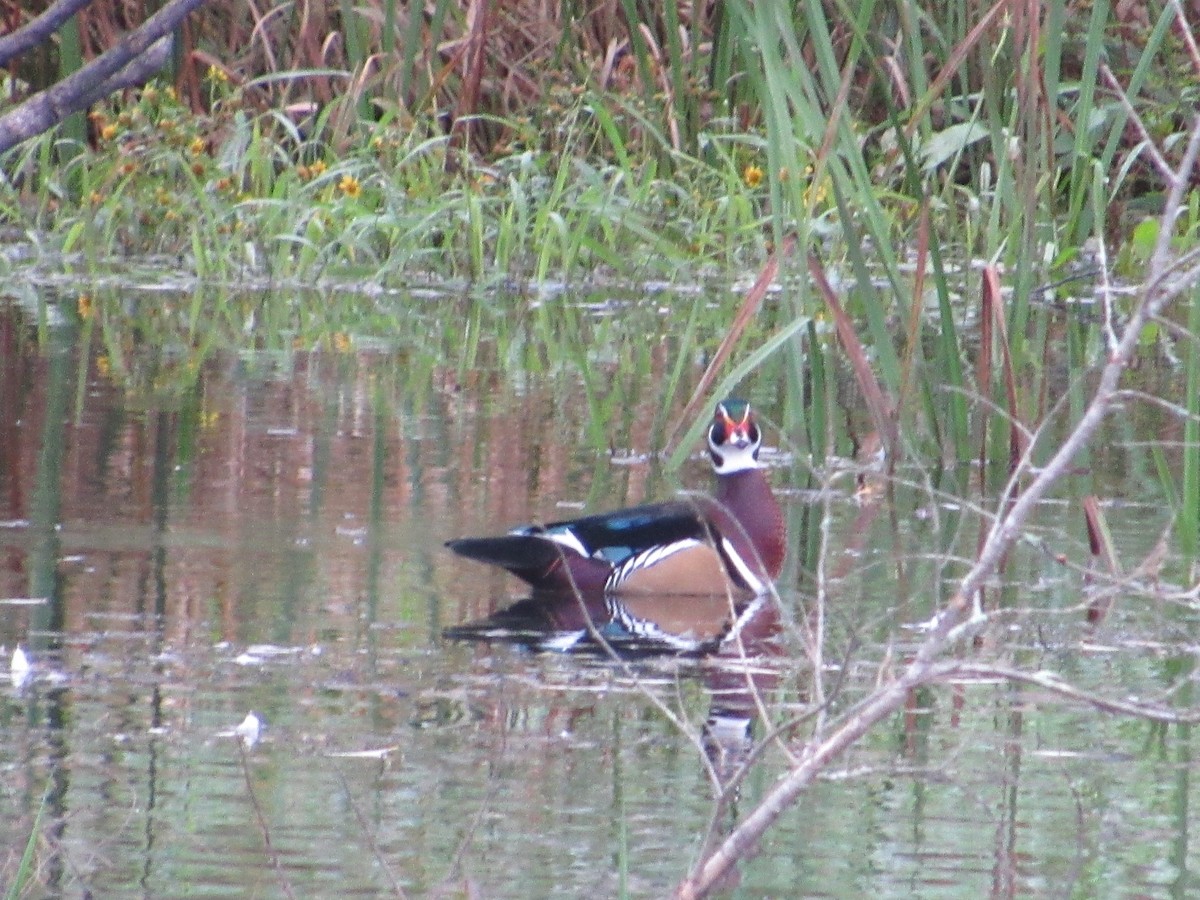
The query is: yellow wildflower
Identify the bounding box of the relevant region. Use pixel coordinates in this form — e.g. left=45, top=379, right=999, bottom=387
left=101, top=123, right=119, bottom=141
left=189, top=136, right=206, bottom=155
left=332, top=332, right=351, bottom=352
left=97, top=355, right=111, bottom=378
left=804, top=167, right=828, bottom=207
left=206, top=65, right=229, bottom=84
left=77, top=294, right=93, bottom=319
left=743, top=164, right=764, bottom=188
left=88, top=191, right=103, bottom=206
left=338, top=174, right=361, bottom=198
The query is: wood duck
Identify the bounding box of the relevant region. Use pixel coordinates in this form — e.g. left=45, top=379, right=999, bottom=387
left=446, top=399, right=786, bottom=596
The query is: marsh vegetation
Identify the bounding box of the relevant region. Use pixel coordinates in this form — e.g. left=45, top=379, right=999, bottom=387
left=4, top=0, right=1200, bottom=896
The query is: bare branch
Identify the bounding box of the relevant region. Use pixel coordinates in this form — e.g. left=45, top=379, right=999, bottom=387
left=1099, top=63, right=1174, bottom=183
left=0, top=0, right=209, bottom=154
left=933, top=662, right=1200, bottom=724
left=0, top=0, right=95, bottom=68
left=1167, top=0, right=1200, bottom=79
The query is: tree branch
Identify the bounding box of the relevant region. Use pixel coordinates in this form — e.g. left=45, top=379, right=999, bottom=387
left=0, top=0, right=95, bottom=68
left=0, top=0, right=209, bottom=154
left=932, top=662, right=1200, bottom=724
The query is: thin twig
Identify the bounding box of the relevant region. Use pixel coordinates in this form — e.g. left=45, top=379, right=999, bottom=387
left=331, top=765, right=408, bottom=897
left=933, top=661, right=1200, bottom=723
left=1098, top=63, right=1174, bottom=183
left=236, top=740, right=298, bottom=900
left=443, top=773, right=501, bottom=884
left=1167, top=0, right=1200, bottom=78
left=668, top=234, right=797, bottom=450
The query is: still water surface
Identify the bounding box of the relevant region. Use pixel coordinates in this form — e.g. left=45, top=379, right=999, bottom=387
left=1, top=290, right=1197, bottom=897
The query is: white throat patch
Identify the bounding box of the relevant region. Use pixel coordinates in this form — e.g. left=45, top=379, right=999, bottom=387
left=708, top=441, right=760, bottom=474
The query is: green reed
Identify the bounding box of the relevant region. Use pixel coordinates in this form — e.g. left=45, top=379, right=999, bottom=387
left=4, top=785, right=49, bottom=900
left=712, top=0, right=1198, bottom=472
left=1179, top=287, right=1200, bottom=568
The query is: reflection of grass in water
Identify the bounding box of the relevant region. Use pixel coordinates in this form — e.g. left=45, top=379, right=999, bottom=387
left=58, top=279, right=773, bottom=398
left=37, top=280, right=801, bottom=486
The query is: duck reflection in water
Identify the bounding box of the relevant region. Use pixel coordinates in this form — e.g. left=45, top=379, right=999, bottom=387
left=444, top=585, right=782, bottom=786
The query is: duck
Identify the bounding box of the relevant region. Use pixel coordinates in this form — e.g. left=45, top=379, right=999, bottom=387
left=446, top=399, right=785, bottom=597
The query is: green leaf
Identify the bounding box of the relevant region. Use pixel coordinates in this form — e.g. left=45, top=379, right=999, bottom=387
left=1130, top=217, right=1160, bottom=261
left=920, top=122, right=990, bottom=172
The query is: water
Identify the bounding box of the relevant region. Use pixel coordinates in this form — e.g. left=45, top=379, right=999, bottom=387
left=1, top=291, right=1198, bottom=897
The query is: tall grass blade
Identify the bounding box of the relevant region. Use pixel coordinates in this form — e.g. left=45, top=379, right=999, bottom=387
left=614, top=0, right=656, bottom=108
left=804, top=318, right=828, bottom=467
left=660, top=0, right=689, bottom=150
left=1179, top=285, right=1200, bottom=568
left=669, top=233, right=797, bottom=449
left=398, top=0, right=427, bottom=102
left=57, top=10, right=87, bottom=158
left=667, top=314, right=813, bottom=470
left=981, top=265, right=1026, bottom=467
left=1061, top=0, right=1109, bottom=244
left=1083, top=494, right=1122, bottom=624
left=6, top=784, right=49, bottom=899
left=808, top=252, right=898, bottom=461
left=977, top=259, right=995, bottom=493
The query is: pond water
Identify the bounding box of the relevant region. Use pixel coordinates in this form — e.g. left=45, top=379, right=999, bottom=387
left=1, top=287, right=1198, bottom=898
